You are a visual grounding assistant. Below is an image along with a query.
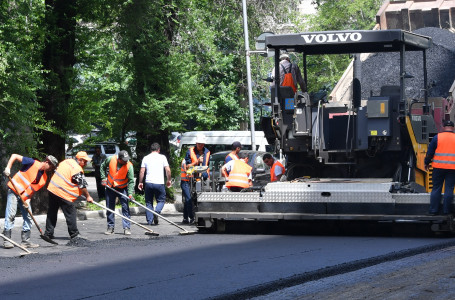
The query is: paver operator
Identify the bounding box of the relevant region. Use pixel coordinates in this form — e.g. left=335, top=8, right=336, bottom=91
left=262, top=153, right=285, bottom=182
left=271, top=53, right=307, bottom=93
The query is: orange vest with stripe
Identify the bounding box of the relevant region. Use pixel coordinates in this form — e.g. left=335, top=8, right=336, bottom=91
left=181, top=158, right=189, bottom=182
left=271, top=160, right=285, bottom=182
left=107, top=156, right=132, bottom=189
left=226, top=160, right=252, bottom=189
left=48, top=159, right=83, bottom=202
left=433, top=132, right=455, bottom=169
left=8, top=160, right=47, bottom=201
left=189, top=147, right=211, bottom=177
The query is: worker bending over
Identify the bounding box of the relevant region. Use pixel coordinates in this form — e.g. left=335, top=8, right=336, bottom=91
left=221, top=152, right=252, bottom=192
left=262, top=153, right=285, bottom=182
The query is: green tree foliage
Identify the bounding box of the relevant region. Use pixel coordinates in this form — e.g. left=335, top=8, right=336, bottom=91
left=300, top=0, right=384, bottom=93
left=0, top=1, right=49, bottom=158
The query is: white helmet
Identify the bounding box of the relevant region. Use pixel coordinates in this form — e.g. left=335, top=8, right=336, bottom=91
left=195, top=133, right=207, bottom=144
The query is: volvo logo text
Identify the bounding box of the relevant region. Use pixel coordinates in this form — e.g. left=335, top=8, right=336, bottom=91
left=301, top=32, right=362, bottom=44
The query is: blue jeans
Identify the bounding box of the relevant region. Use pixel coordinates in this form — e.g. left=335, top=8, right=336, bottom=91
left=4, top=189, right=32, bottom=232
left=144, top=183, right=166, bottom=224
left=430, top=168, right=455, bottom=214
left=181, top=180, right=193, bottom=221
left=105, top=187, right=130, bottom=229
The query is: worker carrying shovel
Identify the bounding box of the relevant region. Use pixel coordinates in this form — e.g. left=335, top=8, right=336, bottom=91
left=100, top=150, right=135, bottom=235
left=2, top=154, right=58, bottom=249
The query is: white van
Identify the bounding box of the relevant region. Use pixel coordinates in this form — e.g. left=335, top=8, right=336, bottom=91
left=178, top=131, right=271, bottom=154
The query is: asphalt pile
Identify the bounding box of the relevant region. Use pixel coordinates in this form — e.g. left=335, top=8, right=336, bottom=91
left=360, top=27, right=455, bottom=100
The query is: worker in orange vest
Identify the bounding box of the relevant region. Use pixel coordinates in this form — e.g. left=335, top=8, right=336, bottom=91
left=425, top=120, right=455, bottom=215
left=101, top=150, right=134, bottom=235
left=221, top=152, right=252, bottom=192
left=45, top=151, right=94, bottom=241
left=2, top=154, right=58, bottom=249
left=225, top=141, right=242, bottom=164
left=262, top=153, right=285, bottom=182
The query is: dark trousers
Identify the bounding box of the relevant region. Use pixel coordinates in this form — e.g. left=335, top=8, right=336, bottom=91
left=94, top=168, right=105, bottom=199
left=430, top=168, right=455, bottom=214
left=45, top=192, right=79, bottom=238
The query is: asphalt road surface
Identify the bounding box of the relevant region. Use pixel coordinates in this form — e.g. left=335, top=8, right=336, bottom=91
left=1, top=177, right=455, bottom=299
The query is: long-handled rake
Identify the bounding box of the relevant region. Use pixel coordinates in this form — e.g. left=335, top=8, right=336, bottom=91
left=90, top=201, right=159, bottom=236
left=0, top=232, right=37, bottom=256
left=7, top=176, right=58, bottom=245
left=105, top=185, right=196, bottom=235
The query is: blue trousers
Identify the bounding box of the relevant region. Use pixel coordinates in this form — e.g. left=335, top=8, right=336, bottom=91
left=4, top=189, right=32, bottom=232
left=105, top=187, right=130, bottom=229
left=181, top=180, right=193, bottom=221
left=429, top=168, right=455, bottom=214
left=144, top=183, right=166, bottom=224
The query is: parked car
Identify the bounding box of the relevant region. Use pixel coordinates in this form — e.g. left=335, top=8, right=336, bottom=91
left=65, top=142, right=120, bottom=173
left=207, top=150, right=272, bottom=191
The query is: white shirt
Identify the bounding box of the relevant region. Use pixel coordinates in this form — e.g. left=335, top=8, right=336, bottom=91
left=141, top=152, right=169, bottom=184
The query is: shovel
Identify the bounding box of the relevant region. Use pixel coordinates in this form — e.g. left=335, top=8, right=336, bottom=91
left=7, top=176, right=58, bottom=245
left=0, top=232, right=37, bottom=256
left=90, top=201, right=159, bottom=236
left=105, top=185, right=196, bottom=235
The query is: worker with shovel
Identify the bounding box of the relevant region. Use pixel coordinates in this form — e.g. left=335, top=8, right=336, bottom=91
left=45, top=151, right=94, bottom=241
left=2, top=154, right=58, bottom=249
left=100, top=150, right=135, bottom=235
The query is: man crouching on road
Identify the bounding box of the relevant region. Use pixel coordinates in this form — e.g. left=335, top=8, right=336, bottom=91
left=2, top=154, right=58, bottom=249
left=221, top=152, right=252, bottom=192
left=101, top=150, right=134, bottom=235
left=45, top=151, right=94, bottom=241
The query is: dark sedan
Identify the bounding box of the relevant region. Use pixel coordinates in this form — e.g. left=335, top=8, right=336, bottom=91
left=207, top=150, right=271, bottom=191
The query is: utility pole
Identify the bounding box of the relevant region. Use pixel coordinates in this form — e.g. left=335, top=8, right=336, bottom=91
left=242, top=0, right=256, bottom=150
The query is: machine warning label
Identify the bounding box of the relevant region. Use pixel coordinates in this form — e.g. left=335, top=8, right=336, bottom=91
left=370, top=130, right=378, bottom=136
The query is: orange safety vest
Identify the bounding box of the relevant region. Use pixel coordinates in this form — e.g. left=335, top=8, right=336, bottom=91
left=226, top=160, right=252, bottom=189
left=48, top=159, right=83, bottom=202
left=271, top=160, right=285, bottom=182
left=107, top=155, right=132, bottom=189
left=8, top=160, right=47, bottom=201
left=225, top=152, right=239, bottom=163
left=189, top=147, right=211, bottom=177
left=181, top=158, right=189, bottom=182
left=432, top=132, right=455, bottom=169
left=281, top=64, right=297, bottom=93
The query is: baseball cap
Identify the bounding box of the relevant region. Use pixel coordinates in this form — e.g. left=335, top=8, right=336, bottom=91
left=232, top=141, right=242, bottom=150
left=45, top=155, right=58, bottom=168
left=76, top=151, right=92, bottom=161
left=195, top=133, right=207, bottom=144
left=443, top=120, right=454, bottom=127
left=118, top=150, right=130, bottom=162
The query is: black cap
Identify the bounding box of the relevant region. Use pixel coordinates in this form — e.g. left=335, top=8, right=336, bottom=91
left=232, top=141, right=242, bottom=150
left=118, top=150, right=130, bottom=162
left=443, top=120, right=455, bottom=127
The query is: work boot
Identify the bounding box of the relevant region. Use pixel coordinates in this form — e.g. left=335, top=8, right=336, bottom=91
left=2, top=229, right=14, bottom=249
left=104, top=227, right=114, bottom=235
left=153, top=215, right=159, bottom=225
left=21, top=231, right=39, bottom=248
